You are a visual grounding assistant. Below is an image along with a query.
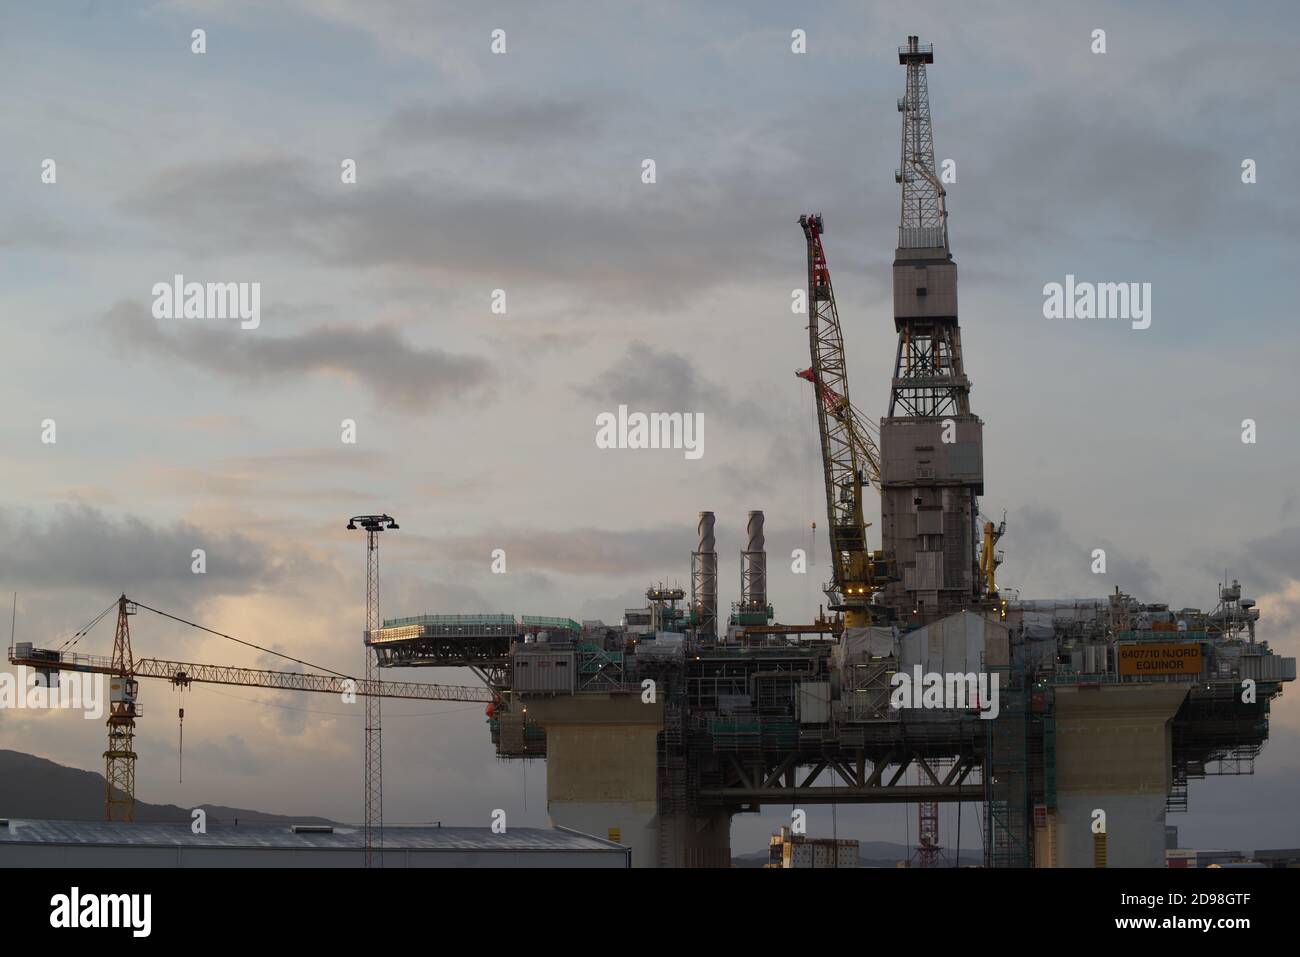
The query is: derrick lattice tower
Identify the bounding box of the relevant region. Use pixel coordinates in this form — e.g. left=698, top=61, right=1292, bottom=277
left=881, top=37, right=985, bottom=624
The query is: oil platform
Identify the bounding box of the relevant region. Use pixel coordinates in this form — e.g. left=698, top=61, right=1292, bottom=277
left=368, top=37, right=1295, bottom=867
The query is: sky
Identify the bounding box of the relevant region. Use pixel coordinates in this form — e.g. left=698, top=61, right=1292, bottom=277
left=1, top=0, right=1298, bottom=857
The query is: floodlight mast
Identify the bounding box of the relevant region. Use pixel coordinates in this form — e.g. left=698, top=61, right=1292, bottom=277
left=348, top=513, right=398, bottom=867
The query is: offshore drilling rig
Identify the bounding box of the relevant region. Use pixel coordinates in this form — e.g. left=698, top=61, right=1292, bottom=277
left=366, top=37, right=1294, bottom=867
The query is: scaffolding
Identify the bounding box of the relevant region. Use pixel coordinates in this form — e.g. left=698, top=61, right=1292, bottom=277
left=984, top=662, right=1031, bottom=867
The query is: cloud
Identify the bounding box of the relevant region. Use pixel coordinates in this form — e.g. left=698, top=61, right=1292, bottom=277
left=1255, top=579, right=1300, bottom=661
left=177, top=414, right=251, bottom=432
left=223, top=448, right=394, bottom=472
left=184, top=732, right=275, bottom=777
left=1219, top=526, right=1300, bottom=597
left=285, top=0, right=485, bottom=80
left=1001, top=505, right=1160, bottom=600
left=0, top=216, right=76, bottom=251
left=115, top=149, right=804, bottom=312
left=385, top=576, right=493, bottom=618
left=0, top=504, right=289, bottom=596
left=103, top=300, right=491, bottom=412
left=442, top=525, right=690, bottom=577
left=574, top=340, right=745, bottom=421
left=384, top=99, right=599, bottom=146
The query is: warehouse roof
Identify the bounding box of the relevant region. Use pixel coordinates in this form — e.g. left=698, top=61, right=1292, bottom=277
left=0, top=819, right=624, bottom=852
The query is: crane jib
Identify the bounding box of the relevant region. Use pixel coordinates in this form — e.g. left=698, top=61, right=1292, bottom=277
left=799, top=213, right=892, bottom=625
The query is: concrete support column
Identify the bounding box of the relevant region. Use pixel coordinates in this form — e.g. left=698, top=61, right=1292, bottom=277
left=660, top=810, right=733, bottom=868
left=523, top=693, right=734, bottom=867
left=523, top=693, right=662, bottom=868
left=1051, top=683, right=1189, bottom=868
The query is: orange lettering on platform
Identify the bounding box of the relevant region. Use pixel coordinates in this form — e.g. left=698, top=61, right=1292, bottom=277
left=1117, top=642, right=1202, bottom=677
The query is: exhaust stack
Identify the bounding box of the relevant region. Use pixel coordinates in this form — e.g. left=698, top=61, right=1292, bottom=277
left=691, top=511, right=718, bottom=641
left=740, top=510, right=768, bottom=616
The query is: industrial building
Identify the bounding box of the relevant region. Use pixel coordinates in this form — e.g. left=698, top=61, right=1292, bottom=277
left=0, top=819, right=629, bottom=868
left=1165, top=849, right=1252, bottom=869
left=1252, top=849, right=1300, bottom=868
left=767, top=827, right=859, bottom=868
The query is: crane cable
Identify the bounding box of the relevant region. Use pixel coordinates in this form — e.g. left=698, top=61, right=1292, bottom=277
left=178, top=698, right=185, bottom=784
left=58, top=598, right=119, bottom=652
left=130, top=599, right=356, bottom=681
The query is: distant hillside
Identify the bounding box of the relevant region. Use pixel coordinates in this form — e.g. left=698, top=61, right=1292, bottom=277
left=734, top=841, right=984, bottom=868
left=0, top=750, right=336, bottom=825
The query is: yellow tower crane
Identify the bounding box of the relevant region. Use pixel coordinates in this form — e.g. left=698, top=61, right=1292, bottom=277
left=9, top=595, right=492, bottom=822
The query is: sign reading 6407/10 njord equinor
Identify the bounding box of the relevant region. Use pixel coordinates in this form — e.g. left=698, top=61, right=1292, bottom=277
left=1117, top=643, right=1202, bottom=676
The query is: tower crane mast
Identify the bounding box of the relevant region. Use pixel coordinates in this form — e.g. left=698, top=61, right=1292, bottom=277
left=104, top=595, right=138, bottom=821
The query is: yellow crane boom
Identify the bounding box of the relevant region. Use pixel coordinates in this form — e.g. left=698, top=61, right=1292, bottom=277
left=799, top=214, right=893, bottom=626
left=9, top=648, right=493, bottom=702
left=796, top=368, right=882, bottom=489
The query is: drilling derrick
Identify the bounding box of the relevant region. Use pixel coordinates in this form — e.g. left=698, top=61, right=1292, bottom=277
left=881, top=36, right=985, bottom=624
left=800, top=213, right=891, bottom=628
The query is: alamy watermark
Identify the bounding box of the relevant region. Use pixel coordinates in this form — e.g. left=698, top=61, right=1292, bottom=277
left=595, top=405, right=704, bottom=460
left=890, top=666, right=1000, bottom=719
left=1042, top=274, right=1150, bottom=330
left=152, top=274, right=260, bottom=330
left=0, top=667, right=104, bottom=719
left=50, top=887, right=151, bottom=937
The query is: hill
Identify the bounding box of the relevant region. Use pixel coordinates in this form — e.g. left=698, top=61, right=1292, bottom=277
left=0, top=749, right=336, bottom=825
